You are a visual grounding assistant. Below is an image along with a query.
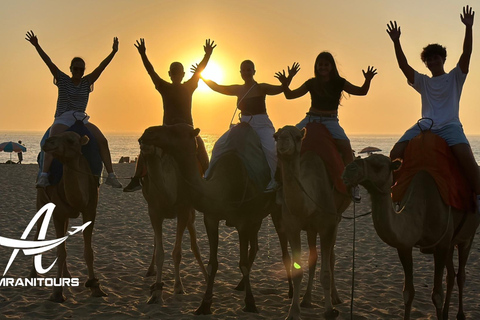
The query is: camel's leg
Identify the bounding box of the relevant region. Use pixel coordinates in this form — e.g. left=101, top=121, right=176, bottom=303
left=48, top=217, right=68, bottom=303
left=147, top=209, right=165, bottom=304
left=235, top=223, right=259, bottom=292
left=145, top=237, right=156, bottom=277
left=432, top=247, right=448, bottom=319
left=442, top=246, right=455, bottom=320
left=61, top=219, right=71, bottom=279
left=82, top=214, right=107, bottom=298
left=186, top=209, right=207, bottom=281
left=194, top=216, right=219, bottom=315
left=285, top=229, right=303, bottom=320
left=319, top=224, right=339, bottom=319
left=172, top=207, right=190, bottom=295
left=29, top=212, right=45, bottom=279
left=239, top=223, right=261, bottom=313
left=271, top=212, right=293, bottom=298
left=456, top=237, right=474, bottom=320
left=301, top=229, right=317, bottom=308
left=397, top=247, right=414, bottom=320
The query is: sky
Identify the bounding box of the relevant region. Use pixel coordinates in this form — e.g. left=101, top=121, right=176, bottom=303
left=1, top=0, right=480, bottom=136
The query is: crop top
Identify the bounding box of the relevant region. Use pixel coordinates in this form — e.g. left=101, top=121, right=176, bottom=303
left=238, top=96, right=267, bottom=115
left=306, top=77, right=346, bottom=112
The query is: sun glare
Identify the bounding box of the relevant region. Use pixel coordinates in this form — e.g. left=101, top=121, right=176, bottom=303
left=200, top=62, right=223, bottom=82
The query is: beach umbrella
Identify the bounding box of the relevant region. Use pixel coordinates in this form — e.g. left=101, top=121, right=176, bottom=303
left=0, top=141, right=26, bottom=162
left=0, top=141, right=26, bottom=153
left=359, top=146, right=382, bottom=154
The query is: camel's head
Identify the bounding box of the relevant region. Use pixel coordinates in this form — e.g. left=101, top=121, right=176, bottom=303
left=43, top=131, right=89, bottom=163
left=139, top=124, right=200, bottom=155
left=342, top=154, right=402, bottom=193
left=274, top=126, right=305, bottom=158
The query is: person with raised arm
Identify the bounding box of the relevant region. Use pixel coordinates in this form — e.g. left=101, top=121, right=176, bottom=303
left=26, top=30, right=122, bottom=188
left=198, top=60, right=292, bottom=191
left=276, top=53, right=376, bottom=201
left=387, top=5, right=480, bottom=212
left=123, top=38, right=215, bottom=192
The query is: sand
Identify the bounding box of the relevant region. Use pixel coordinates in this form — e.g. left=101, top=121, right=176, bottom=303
left=1, top=163, right=480, bottom=320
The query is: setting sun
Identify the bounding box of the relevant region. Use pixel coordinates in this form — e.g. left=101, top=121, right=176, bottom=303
left=200, top=61, right=223, bottom=83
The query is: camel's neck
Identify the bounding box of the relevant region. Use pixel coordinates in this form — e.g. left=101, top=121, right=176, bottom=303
left=62, top=156, right=91, bottom=209
left=278, top=155, right=309, bottom=214
left=369, top=188, right=424, bottom=248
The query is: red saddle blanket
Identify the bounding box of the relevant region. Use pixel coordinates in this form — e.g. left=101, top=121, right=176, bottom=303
left=392, top=131, right=475, bottom=212
left=300, top=122, right=348, bottom=195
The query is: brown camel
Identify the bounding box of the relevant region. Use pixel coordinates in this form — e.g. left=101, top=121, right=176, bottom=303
left=274, top=125, right=350, bottom=319
left=342, top=154, right=480, bottom=320
left=138, top=140, right=207, bottom=304
left=139, top=123, right=279, bottom=314
left=35, top=131, right=106, bottom=302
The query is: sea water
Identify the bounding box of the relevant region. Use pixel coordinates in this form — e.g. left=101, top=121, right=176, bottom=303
left=1, top=131, right=479, bottom=165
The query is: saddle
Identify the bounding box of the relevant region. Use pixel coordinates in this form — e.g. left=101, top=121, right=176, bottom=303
left=37, top=120, right=103, bottom=186
left=206, top=122, right=270, bottom=191
left=300, top=122, right=348, bottom=195
left=392, top=131, right=475, bottom=212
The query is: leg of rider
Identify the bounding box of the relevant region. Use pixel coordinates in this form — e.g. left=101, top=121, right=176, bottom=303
left=451, top=143, right=480, bottom=195
left=86, top=122, right=122, bottom=188
left=335, top=139, right=354, bottom=165
left=254, top=123, right=277, bottom=188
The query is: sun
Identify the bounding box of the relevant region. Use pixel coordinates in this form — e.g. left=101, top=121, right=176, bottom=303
left=200, top=61, right=224, bottom=83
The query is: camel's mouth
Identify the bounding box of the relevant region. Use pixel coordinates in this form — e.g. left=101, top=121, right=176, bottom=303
left=342, top=163, right=361, bottom=186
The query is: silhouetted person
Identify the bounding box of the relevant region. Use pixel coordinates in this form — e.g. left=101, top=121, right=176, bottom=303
left=17, top=140, right=23, bottom=164
left=123, top=38, right=215, bottom=192
left=276, top=53, right=376, bottom=201
left=387, top=6, right=480, bottom=212
left=26, top=30, right=122, bottom=188
left=198, top=60, right=289, bottom=190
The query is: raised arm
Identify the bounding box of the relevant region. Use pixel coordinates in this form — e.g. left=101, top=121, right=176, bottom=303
left=459, top=5, right=474, bottom=74
left=343, top=66, right=377, bottom=96
left=275, top=62, right=308, bottom=99
left=387, top=21, right=415, bottom=84
left=134, top=38, right=167, bottom=88
left=86, top=37, right=118, bottom=84
left=189, top=39, right=216, bottom=81
left=25, top=31, right=59, bottom=78
left=201, top=77, right=241, bottom=96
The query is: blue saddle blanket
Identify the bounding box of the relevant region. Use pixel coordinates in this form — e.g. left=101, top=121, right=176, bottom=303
left=37, top=121, right=103, bottom=186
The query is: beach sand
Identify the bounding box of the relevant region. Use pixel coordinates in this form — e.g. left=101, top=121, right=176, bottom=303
left=1, top=163, right=479, bottom=319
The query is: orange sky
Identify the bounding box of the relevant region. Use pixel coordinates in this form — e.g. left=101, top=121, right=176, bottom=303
left=1, top=1, right=480, bottom=136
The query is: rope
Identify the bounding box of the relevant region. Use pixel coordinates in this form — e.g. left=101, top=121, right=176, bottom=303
left=350, top=200, right=356, bottom=319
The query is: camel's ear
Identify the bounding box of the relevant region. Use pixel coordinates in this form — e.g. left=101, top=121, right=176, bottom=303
left=192, top=128, right=201, bottom=137
left=300, top=128, right=306, bottom=139
left=80, top=135, right=90, bottom=146
left=390, top=158, right=402, bottom=172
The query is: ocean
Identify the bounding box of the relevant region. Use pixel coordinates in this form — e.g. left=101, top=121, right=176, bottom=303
left=1, top=130, right=480, bottom=165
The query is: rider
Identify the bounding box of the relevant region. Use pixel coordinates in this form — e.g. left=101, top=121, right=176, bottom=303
left=123, top=39, right=215, bottom=192
left=387, top=5, right=480, bottom=212
left=26, top=30, right=122, bottom=188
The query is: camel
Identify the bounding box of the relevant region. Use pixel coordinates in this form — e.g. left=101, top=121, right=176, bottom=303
left=139, top=123, right=279, bottom=314
left=342, top=154, right=480, bottom=320
left=35, top=131, right=106, bottom=302
left=274, top=125, right=351, bottom=319
left=138, top=140, right=207, bottom=304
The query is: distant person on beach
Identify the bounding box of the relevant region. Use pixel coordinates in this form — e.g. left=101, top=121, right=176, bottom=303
left=276, top=52, right=377, bottom=201
left=17, top=140, right=24, bottom=164
left=123, top=38, right=215, bottom=192
left=387, top=5, right=480, bottom=212
left=26, top=30, right=122, bottom=188
left=197, top=59, right=292, bottom=191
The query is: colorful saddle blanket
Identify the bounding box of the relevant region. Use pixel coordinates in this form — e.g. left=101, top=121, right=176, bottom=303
left=300, top=122, right=347, bottom=195
left=392, top=131, right=475, bottom=212
left=206, top=122, right=270, bottom=191
left=37, top=121, right=103, bottom=186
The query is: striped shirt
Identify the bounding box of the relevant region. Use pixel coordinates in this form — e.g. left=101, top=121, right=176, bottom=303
left=54, top=71, right=93, bottom=118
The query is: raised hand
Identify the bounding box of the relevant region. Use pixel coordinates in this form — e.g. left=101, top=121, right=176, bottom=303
left=287, top=62, right=300, bottom=80
left=112, top=37, right=119, bottom=52
left=386, top=21, right=401, bottom=41
left=363, top=66, right=377, bottom=80
left=204, top=39, right=217, bottom=56
left=191, top=63, right=200, bottom=75
left=134, top=38, right=146, bottom=54
left=25, top=30, right=38, bottom=46
left=461, top=5, right=475, bottom=27
left=275, top=70, right=289, bottom=86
